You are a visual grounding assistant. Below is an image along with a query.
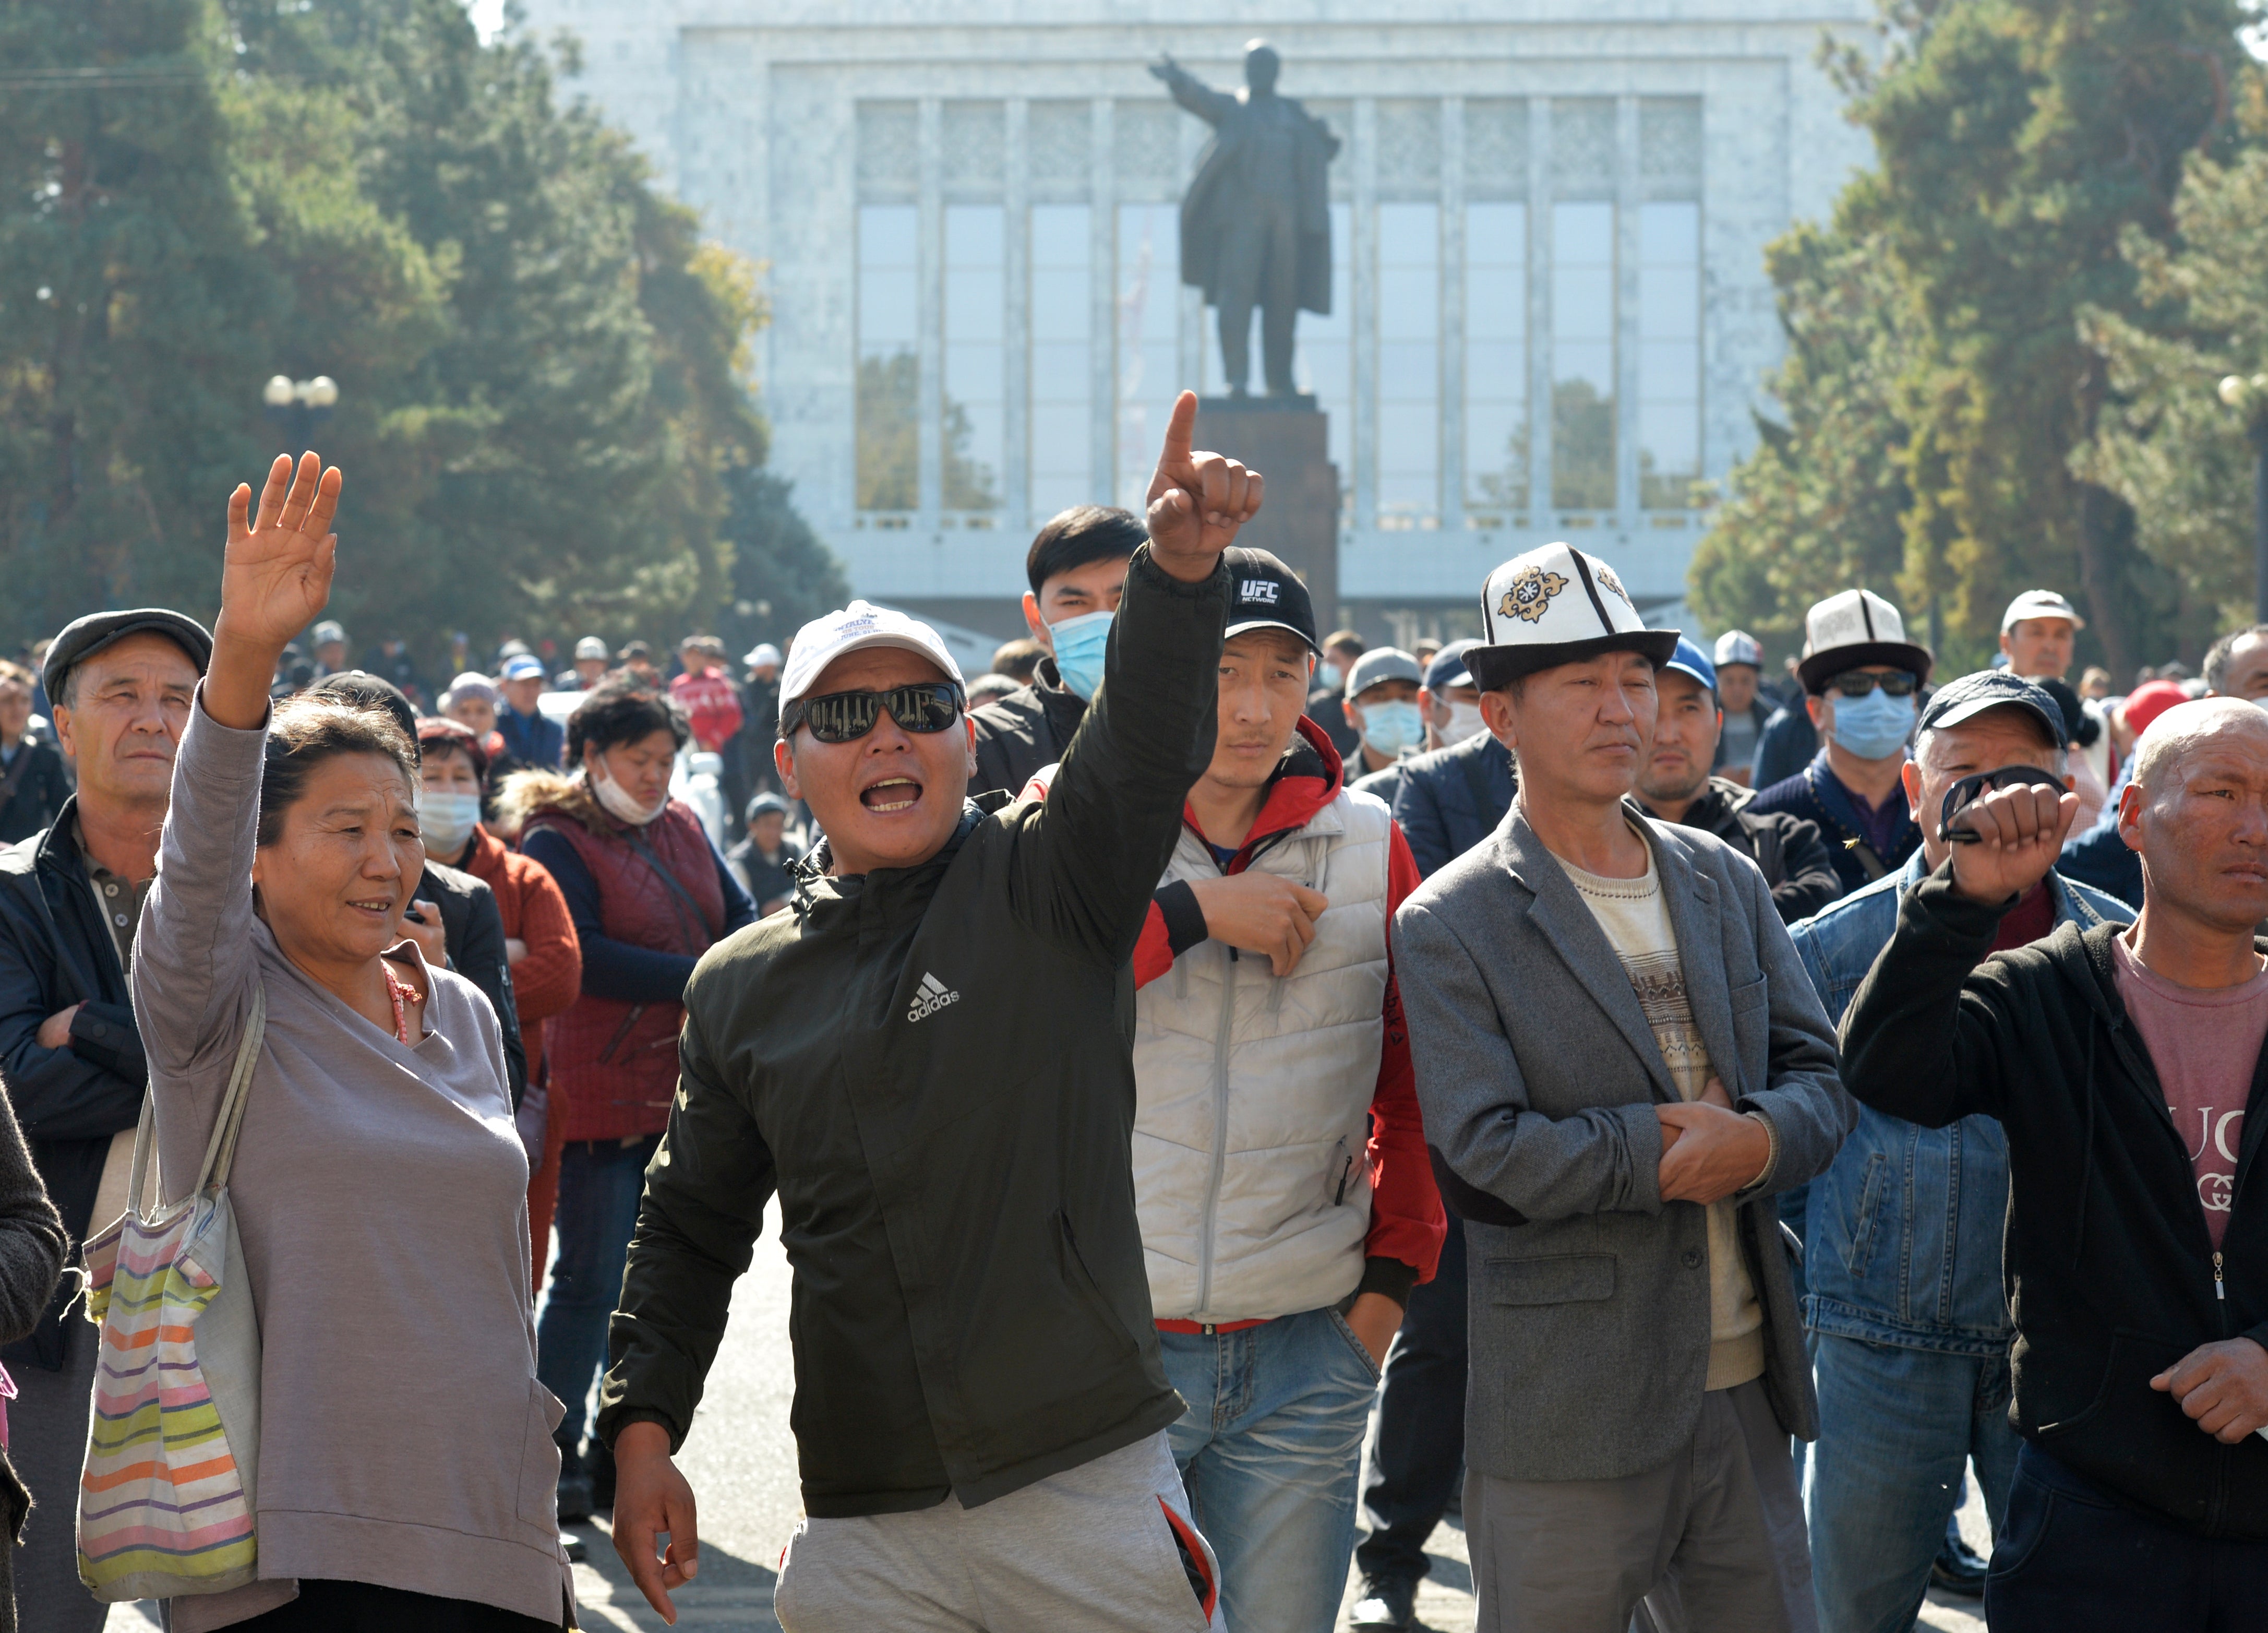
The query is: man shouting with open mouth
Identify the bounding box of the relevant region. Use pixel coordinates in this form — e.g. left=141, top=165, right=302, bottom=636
left=598, top=391, right=1258, bottom=1632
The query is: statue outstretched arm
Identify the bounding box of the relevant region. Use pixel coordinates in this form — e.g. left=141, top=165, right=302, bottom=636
left=1149, top=55, right=1237, bottom=126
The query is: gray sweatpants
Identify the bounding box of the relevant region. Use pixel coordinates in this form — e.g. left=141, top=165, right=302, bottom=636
left=1467, top=1377, right=1816, bottom=1633
left=774, top=1431, right=1223, bottom=1633
left=14, top=1321, right=106, bottom=1633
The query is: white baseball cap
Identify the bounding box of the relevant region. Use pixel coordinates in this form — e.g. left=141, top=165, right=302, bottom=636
left=1467, top=542, right=1678, bottom=690
left=573, top=636, right=609, bottom=661
left=2001, top=589, right=2086, bottom=633
left=778, top=601, right=964, bottom=707
left=743, top=642, right=783, bottom=670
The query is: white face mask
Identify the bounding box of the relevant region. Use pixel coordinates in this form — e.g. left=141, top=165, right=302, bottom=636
left=1441, top=700, right=1488, bottom=746
left=417, top=791, right=482, bottom=856
left=591, top=759, right=668, bottom=827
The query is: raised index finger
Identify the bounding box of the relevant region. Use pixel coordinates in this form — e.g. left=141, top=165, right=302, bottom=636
left=1155, top=389, right=1197, bottom=476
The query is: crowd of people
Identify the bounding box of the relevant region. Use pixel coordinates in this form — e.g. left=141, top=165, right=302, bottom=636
left=0, top=392, right=2257, bottom=1633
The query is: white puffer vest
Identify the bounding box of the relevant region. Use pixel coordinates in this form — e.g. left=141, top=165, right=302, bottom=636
left=1134, top=786, right=1394, bottom=1323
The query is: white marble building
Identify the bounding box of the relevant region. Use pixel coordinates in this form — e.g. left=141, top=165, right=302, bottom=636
left=518, top=0, right=1874, bottom=644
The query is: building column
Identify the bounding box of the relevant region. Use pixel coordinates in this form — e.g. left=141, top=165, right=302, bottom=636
left=917, top=98, right=943, bottom=534
left=1527, top=99, right=1552, bottom=522
left=1352, top=97, right=1378, bottom=535
left=1004, top=99, right=1031, bottom=542
left=1440, top=97, right=1467, bottom=538
left=1090, top=99, right=1117, bottom=507
left=1615, top=95, right=1642, bottom=528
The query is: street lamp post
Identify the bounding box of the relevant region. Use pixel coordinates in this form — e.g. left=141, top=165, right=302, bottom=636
left=2218, top=373, right=2268, bottom=622
left=262, top=374, right=340, bottom=449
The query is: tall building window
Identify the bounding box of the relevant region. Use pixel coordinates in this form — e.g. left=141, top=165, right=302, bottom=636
left=1029, top=204, right=1093, bottom=518
left=1638, top=200, right=1701, bottom=510
left=1377, top=201, right=1439, bottom=529
left=1465, top=201, right=1527, bottom=518
left=1115, top=201, right=1180, bottom=510
left=1551, top=200, right=1615, bottom=514
left=856, top=204, right=918, bottom=514
left=942, top=205, right=1004, bottom=515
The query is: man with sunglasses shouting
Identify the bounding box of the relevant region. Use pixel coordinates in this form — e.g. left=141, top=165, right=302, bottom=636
left=1784, top=671, right=2131, bottom=1632
left=1752, top=589, right=1930, bottom=898
left=1839, top=694, right=2268, bottom=1631
left=596, top=391, right=1256, bottom=1632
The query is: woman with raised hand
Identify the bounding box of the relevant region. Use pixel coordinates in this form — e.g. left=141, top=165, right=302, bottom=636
left=133, top=452, right=572, bottom=1631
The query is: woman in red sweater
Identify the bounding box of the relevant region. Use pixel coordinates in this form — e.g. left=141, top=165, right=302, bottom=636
left=416, top=718, right=583, bottom=1284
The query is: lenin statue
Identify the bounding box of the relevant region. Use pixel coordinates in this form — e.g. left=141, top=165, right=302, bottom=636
left=1151, top=42, right=1340, bottom=399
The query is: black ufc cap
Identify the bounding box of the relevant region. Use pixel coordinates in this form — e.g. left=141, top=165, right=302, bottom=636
left=1221, top=548, right=1319, bottom=654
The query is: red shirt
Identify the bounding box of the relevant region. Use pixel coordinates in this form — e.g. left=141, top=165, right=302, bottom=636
left=669, top=669, right=745, bottom=753
left=2111, top=934, right=2268, bottom=1248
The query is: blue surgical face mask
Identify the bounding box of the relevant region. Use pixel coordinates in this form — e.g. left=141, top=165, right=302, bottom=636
left=1316, top=662, right=1343, bottom=693
left=1829, top=687, right=1917, bottom=762
left=1047, top=610, right=1114, bottom=701
left=1360, top=700, right=1424, bottom=758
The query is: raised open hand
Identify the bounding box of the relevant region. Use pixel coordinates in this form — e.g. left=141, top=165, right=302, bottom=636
left=1945, top=780, right=2077, bottom=907
left=222, top=452, right=343, bottom=651
left=1145, top=390, right=1263, bottom=583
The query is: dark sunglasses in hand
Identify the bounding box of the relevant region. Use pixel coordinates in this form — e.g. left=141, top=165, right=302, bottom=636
left=1940, top=764, right=2066, bottom=845
left=1827, top=670, right=1919, bottom=699
left=780, top=682, right=967, bottom=745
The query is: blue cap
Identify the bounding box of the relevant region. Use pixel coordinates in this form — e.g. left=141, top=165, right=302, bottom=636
left=1663, top=636, right=1717, bottom=695
left=1425, top=638, right=1482, bottom=693
left=501, top=653, right=547, bottom=682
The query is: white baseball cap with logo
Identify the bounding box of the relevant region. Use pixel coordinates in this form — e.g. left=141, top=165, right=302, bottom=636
left=2000, top=589, right=2086, bottom=633
left=1466, top=542, right=1679, bottom=690
left=1796, top=589, right=1933, bottom=695
left=778, top=601, right=965, bottom=707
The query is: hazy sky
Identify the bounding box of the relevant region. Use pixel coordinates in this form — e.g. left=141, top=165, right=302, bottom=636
left=469, top=0, right=504, bottom=42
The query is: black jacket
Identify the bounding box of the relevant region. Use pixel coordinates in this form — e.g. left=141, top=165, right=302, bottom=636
left=0, top=803, right=148, bottom=1367
left=0, top=742, right=69, bottom=847
left=599, top=548, right=1228, bottom=1516
left=0, top=1075, right=63, bottom=1616
left=725, top=836, right=805, bottom=913
left=968, top=658, right=1087, bottom=798
left=1644, top=778, right=1842, bottom=925
left=419, top=860, right=527, bottom=1110
left=1843, top=870, right=2268, bottom=1538
left=1384, top=731, right=1519, bottom=879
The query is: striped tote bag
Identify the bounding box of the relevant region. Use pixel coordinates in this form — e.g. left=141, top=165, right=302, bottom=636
left=76, top=985, right=266, bottom=1601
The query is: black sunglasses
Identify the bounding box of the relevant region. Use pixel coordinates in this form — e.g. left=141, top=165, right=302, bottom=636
left=1940, top=764, right=2065, bottom=845
left=1828, top=670, right=1919, bottom=699
left=780, top=682, right=966, bottom=745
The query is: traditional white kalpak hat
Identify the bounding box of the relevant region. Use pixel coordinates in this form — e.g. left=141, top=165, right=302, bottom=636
left=1466, top=542, right=1679, bottom=690
left=1795, top=588, right=1933, bottom=695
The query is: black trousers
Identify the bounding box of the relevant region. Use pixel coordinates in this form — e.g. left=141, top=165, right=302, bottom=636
left=1986, top=1444, right=2268, bottom=1631
left=228, top=1578, right=566, bottom=1631
left=1355, top=1219, right=1468, bottom=1583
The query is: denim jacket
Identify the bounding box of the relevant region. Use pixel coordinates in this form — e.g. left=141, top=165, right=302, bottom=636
left=1788, top=851, right=2132, bottom=1354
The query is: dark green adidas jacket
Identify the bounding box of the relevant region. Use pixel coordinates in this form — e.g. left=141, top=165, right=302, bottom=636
left=597, top=547, right=1228, bottom=1516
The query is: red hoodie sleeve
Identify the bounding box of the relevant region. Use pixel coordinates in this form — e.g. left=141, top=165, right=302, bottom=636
left=1133, top=879, right=1212, bottom=988
left=1361, top=821, right=1446, bottom=1290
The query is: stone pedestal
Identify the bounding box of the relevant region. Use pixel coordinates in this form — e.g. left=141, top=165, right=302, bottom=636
left=1193, top=398, right=1339, bottom=627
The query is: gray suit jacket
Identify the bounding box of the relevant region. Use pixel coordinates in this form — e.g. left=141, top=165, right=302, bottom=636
left=1396, top=803, right=1851, bottom=1483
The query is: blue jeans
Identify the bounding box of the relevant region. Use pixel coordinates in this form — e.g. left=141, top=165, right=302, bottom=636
left=536, top=1135, right=659, bottom=1452
left=1160, top=1305, right=1380, bottom=1633
left=1806, top=1334, right=2019, bottom=1633
left=1986, top=1444, right=2268, bottom=1632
